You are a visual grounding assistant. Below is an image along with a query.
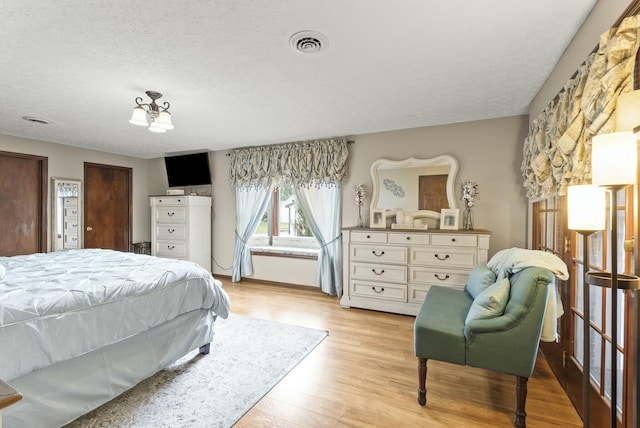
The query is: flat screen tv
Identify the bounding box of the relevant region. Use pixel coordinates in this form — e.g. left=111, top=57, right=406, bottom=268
left=164, top=152, right=212, bottom=187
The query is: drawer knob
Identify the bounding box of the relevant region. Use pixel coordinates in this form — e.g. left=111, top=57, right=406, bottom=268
left=372, top=250, right=385, bottom=257
left=434, top=254, right=450, bottom=261
left=371, top=268, right=385, bottom=275
left=167, top=212, right=175, bottom=217
left=371, top=286, right=385, bottom=294
left=434, top=273, right=450, bottom=281
left=167, top=245, right=175, bottom=250
left=406, top=236, right=411, bottom=240
left=366, top=235, right=371, bottom=239
left=451, top=238, right=456, bottom=242
left=168, top=228, right=175, bottom=233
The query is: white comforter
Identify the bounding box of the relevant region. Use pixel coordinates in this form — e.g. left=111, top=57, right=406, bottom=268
left=0, top=249, right=230, bottom=382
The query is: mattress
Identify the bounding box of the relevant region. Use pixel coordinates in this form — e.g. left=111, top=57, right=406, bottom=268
left=0, top=249, right=230, bottom=382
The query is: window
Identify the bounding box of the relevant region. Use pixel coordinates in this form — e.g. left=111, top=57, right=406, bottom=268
left=249, top=183, right=319, bottom=257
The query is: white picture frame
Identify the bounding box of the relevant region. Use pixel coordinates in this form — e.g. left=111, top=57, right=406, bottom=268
left=370, top=208, right=387, bottom=228
left=440, top=208, right=459, bottom=230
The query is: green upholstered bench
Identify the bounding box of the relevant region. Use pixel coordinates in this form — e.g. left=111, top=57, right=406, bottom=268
left=414, top=264, right=554, bottom=428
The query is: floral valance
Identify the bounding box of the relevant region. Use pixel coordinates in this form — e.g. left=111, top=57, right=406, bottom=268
left=521, top=15, right=640, bottom=199
left=228, top=137, right=349, bottom=189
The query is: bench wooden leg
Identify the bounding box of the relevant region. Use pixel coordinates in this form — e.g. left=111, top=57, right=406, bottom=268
left=417, top=357, right=427, bottom=406
left=515, top=376, right=528, bottom=428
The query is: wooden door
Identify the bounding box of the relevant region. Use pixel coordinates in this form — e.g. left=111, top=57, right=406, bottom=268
left=532, top=197, right=570, bottom=387
left=84, top=162, right=132, bottom=252
left=567, top=187, right=636, bottom=427
left=418, top=174, right=448, bottom=211
left=535, top=193, right=637, bottom=426
left=0, top=151, right=47, bottom=255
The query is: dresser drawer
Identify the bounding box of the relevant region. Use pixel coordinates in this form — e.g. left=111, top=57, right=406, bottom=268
left=152, top=197, right=188, bottom=206
left=351, top=280, right=407, bottom=302
left=64, top=234, right=79, bottom=248
left=408, top=284, right=432, bottom=304
left=351, top=245, right=407, bottom=264
left=388, top=233, right=430, bottom=245
left=351, top=262, right=407, bottom=283
left=155, top=240, right=187, bottom=257
left=156, top=224, right=186, bottom=239
left=155, top=206, right=186, bottom=222
left=351, top=231, right=387, bottom=243
left=64, top=220, right=79, bottom=233
left=409, top=266, right=469, bottom=287
left=431, top=234, right=477, bottom=247
left=64, top=206, right=79, bottom=218
left=410, top=247, right=477, bottom=268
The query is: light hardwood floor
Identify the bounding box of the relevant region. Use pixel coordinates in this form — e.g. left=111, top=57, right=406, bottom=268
left=222, top=278, right=582, bottom=428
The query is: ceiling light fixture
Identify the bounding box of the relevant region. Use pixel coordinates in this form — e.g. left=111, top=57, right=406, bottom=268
left=129, top=91, right=174, bottom=133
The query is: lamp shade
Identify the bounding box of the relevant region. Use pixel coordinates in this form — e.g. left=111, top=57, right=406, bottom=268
left=148, top=121, right=167, bottom=133
left=567, top=185, right=606, bottom=231
left=615, top=90, right=640, bottom=134
left=155, top=111, right=174, bottom=130
left=591, top=132, right=637, bottom=186
left=129, top=107, right=148, bottom=126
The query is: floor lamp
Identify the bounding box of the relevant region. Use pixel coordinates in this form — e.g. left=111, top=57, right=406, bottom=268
left=589, top=131, right=640, bottom=427
left=568, top=185, right=606, bottom=428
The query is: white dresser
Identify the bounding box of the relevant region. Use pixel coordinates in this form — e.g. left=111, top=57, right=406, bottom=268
left=62, top=197, right=79, bottom=249
left=150, top=195, right=212, bottom=271
left=340, top=227, right=491, bottom=316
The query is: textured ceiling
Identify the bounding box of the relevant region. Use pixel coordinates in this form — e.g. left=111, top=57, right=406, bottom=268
left=0, top=1, right=596, bottom=159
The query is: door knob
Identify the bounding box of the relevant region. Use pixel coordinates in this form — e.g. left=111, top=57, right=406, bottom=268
left=86, top=226, right=93, bottom=231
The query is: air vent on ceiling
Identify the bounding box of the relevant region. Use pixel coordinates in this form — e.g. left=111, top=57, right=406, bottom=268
left=289, top=31, right=328, bottom=54
left=22, top=116, right=50, bottom=125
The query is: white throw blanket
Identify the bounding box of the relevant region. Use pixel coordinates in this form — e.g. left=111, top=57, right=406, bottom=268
left=487, top=248, right=569, bottom=342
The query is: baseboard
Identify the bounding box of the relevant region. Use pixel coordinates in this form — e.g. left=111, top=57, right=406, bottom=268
left=214, top=274, right=320, bottom=291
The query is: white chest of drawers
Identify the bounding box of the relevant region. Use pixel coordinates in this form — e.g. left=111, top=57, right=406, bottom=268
left=62, top=197, right=80, bottom=249
left=340, top=227, right=491, bottom=316
left=150, top=196, right=212, bottom=271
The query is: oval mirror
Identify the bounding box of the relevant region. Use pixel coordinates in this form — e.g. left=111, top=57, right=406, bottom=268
left=369, top=155, right=458, bottom=227
left=51, top=178, right=82, bottom=251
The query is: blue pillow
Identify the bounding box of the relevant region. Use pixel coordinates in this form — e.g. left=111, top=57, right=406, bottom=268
left=464, top=263, right=497, bottom=299
left=465, top=278, right=510, bottom=324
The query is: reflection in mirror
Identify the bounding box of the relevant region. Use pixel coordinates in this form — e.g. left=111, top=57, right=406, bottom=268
left=369, top=155, right=458, bottom=228
left=51, top=178, right=82, bottom=251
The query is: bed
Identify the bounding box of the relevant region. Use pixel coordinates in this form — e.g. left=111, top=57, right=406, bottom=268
left=0, top=249, right=230, bottom=428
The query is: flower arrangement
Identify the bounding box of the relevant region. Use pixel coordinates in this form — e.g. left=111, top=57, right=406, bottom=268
left=354, top=184, right=366, bottom=227
left=460, top=180, right=478, bottom=230
left=355, top=184, right=366, bottom=207
left=461, top=180, right=479, bottom=208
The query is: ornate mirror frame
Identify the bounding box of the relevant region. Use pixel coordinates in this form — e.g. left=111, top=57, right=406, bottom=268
left=51, top=177, right=82, bottom=251
left=369, top=155, right=458, bottom=227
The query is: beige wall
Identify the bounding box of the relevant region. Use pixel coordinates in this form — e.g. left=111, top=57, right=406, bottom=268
left=0, top=134, right=151, bottom=250
left=207, top=115, right=530, bottom=283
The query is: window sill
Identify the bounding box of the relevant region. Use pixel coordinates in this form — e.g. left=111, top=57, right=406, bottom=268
left=250, top=246, right=319, bottom=260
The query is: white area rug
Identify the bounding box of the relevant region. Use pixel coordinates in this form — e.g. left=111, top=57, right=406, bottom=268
left=66, top=314, right=328, bottom=428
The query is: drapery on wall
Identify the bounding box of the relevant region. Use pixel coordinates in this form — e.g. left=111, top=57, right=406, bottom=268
left=228, top=137, right=349, bottom=295
left=521, top=15, right=640, bottom=199
left=228, top=137, right=349, bottom=189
